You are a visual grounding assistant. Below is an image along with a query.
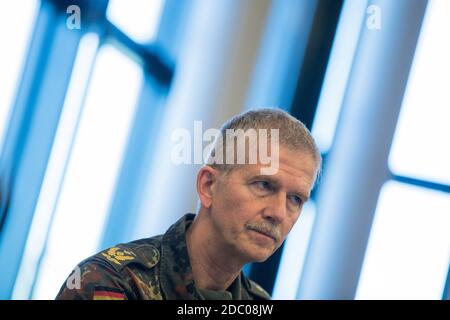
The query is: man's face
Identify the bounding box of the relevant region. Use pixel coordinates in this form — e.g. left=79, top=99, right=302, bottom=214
left=208, top=146, right=318, bottom=263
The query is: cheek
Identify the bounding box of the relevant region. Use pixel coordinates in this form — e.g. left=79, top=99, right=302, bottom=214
left=215, top=188, right=259, bottom=226
left=222, top=196, right=253, bottom=223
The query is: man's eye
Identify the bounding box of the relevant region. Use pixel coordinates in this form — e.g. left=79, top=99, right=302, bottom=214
left=288, top=195, right=303, bottom=208
left=253, top=181, right=273, bottom=192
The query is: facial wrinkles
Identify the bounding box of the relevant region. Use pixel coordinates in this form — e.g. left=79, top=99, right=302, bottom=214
left=281, top=161, right=314, bottom=191
left=215, top=151, right=316, bottom=249
left=242, top=167, right=310, bottom=244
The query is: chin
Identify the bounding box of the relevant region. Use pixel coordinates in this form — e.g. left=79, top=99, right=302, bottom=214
left=233, top=236, right=276, bottom=263
left=251, top=254, right=271, bottom=263
left=244, top=247, right=273, bottom=263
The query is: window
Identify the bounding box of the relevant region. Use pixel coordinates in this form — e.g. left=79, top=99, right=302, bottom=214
left=311, top=0, right=368, bottom=153
left=388, top=0, right=450, bottom=185
left=356, top=181, right=450, bottom=299
left=12, top=33, right=99, bottom=300
left=0, top=0, right=39, bottom=152
left=31, top=44, right=143, bottom=299
left=357, top=0, right=450, bottom=299
left=2, top=0, right=172, bottom=299
left=106, top=0, right=164, bottom=43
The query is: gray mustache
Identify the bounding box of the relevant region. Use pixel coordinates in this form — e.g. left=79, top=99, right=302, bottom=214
left=245, top=222, right=281, bottom=243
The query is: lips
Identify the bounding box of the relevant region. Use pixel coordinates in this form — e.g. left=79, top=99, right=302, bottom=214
left=252, top=229, right=276, bottom=241
left=247, top=226, right=278, bottom=242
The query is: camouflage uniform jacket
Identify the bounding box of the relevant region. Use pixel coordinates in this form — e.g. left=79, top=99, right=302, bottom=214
left=56, top=213, right=271, bottom=300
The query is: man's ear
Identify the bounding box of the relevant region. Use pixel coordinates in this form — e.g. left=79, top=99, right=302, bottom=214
left=196, top=166, right=219, bottom=209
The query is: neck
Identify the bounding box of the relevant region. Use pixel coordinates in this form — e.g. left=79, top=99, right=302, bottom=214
left=186, top=212, right=244, bottom=291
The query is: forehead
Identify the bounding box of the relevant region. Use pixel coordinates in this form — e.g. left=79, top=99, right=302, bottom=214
left=230, top=147, right=318, bottom=198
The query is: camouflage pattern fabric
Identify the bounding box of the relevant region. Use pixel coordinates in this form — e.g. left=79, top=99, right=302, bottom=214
left=56, top=214, right=271, bottom=300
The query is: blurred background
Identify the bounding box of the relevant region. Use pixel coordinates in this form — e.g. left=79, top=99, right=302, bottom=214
left=0, top=0, right=449, bottom=300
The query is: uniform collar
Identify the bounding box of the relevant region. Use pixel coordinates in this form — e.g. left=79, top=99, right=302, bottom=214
left=159, top=213, right=201, bottom=299
left=158, top=213, right=257, bottom=300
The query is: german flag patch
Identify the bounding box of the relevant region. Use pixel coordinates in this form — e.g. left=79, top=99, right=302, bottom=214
left=93, top=286, right=126, bottom=300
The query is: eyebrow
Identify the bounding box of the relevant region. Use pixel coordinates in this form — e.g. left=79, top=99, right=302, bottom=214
left=250, top=174, right=310, bottom=202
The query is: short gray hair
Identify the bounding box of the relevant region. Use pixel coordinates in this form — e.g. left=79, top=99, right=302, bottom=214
left=207, top=108, right=322, bottom=176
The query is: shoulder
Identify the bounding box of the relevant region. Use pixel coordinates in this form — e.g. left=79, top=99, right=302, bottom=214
left=246, top=279, right=271, bottom=300
left=95, top=236, right=163, bottom=272
left=56, top=236, right=163, bottom=300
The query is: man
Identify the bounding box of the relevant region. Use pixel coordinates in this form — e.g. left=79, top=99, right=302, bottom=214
left=56, top=108, right=321, bottom=300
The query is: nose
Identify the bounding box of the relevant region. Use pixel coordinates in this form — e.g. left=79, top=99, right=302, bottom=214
left=261, top=192, right=287, bottom=224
